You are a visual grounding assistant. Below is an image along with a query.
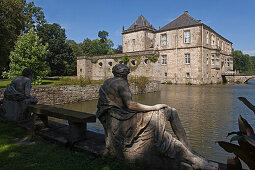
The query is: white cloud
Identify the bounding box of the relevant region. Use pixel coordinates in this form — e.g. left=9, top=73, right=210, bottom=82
left=243, top=50, right=255, bottom=56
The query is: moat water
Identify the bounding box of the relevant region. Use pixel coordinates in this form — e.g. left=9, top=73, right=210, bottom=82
left=57, top=82, right=255, bottom=164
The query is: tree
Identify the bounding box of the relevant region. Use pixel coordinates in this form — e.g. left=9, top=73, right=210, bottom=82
left=113, top=45, right=123, bottom=54
left=0, top=0, right=46, bottom=75
left=37, top=23, right=76, bottom=76
left=4, top=28, right=49, bottom=84
left=0, top=0, right=25, bottom=73
left=24, top=1, right=46, bottom=32
left=233, top=50, right=253, bottom=73
left=80, top=30, right=114, bottom=56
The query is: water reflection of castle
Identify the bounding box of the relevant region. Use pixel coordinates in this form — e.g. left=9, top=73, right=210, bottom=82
left=77, top=11, right=233, bottom=84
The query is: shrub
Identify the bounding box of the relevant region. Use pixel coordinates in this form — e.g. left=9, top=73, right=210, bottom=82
left=128, top=76, right=149, bottom=92
left=147, top=54, right=158, bottom=62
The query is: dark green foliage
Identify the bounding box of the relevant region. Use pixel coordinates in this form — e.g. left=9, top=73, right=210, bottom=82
left=37, top=23, right=76, bottom=76
left=74, top=31, right=114, bottom=57
left=121, top=54, right=130, bottom=64
left=147, top=54, right=159, bottom=62
left=218, top=97, right=255, bottom=169
left=91, top=58, right=99, bottom=64
left=233, top=50, right=253, bottom=73
left=0, top=0, right=46, bottom=75
left=0, top=0, right=25, bottom=73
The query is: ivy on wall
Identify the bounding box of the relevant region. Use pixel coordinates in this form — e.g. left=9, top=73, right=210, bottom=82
left=147, top=54, right=159, bottom=62
left=91, top=58, right=99, bottom=63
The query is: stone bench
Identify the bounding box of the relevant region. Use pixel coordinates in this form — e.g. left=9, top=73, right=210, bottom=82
left=27, top=104, right=96, bottom=145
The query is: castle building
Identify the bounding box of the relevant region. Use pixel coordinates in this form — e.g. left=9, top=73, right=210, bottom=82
left=77, top=11, right=233, bottom=84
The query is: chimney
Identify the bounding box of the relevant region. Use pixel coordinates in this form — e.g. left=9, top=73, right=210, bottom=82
left=184, top=11, right=189, bottom=15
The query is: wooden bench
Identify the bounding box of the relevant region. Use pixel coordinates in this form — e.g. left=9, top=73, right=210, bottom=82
left=27, top=104, right=96, bottom=145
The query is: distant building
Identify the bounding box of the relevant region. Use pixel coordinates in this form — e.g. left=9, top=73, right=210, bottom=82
left=77, top=11, right=233, bottom=84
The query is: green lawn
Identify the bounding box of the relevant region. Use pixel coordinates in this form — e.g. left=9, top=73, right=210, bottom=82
left=0, top=117, right=141, bottom=170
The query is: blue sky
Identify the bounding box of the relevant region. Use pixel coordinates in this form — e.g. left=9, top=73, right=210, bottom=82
left=28, top=0, right=255, bottom=56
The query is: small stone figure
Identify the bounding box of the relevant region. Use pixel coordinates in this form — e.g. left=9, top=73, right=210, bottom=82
left=96, top=64, right=218, bottom=169
left=2, top=68, right=38, bottom=121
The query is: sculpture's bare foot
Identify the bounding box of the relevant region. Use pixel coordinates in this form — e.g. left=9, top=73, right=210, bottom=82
left=190, top=156, right=219, bottom=170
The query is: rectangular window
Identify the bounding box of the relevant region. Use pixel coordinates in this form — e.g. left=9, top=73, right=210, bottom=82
left=227, top=59, right=230, bottom=66
left=211, top=55, right=215, bottom=65
left=185, top=53, right=190, bottom=64
left=186, top=72, right=190, bottom=78
left=132, top=39, right=135, bottom=45
left=211, top=34, right=215, bottom=46
left=217, top=39, right=219, bottom=48
left=206, top=32, right=209, bottom=44
left=161, top=55, right=167, bottom=65
left=161, top=34, right=167, bottom=46
left=222, top=41, right=224, bottom=51
left=206, top=54, right=209, bottom=65
left=184, top=30, right=190, bottom=43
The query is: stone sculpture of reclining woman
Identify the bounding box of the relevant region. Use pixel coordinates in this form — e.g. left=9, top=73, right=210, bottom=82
left=96, top=64, right=218, bottom=169
left=1, top=68, right=38, bottom=121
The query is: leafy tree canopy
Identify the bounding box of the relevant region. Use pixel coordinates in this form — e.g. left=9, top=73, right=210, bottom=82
left=233, top=50, right=253, bottom=73
left=37, top=23, right=76, bottom=76
left=3, top=28, right=49, bottom=84
left=0, top=0, right=46, bottom=74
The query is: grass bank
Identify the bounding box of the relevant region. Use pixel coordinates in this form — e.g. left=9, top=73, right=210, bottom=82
left=0, top=117, right=140, bottom=170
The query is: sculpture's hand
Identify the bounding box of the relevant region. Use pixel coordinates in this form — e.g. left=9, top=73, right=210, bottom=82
left=154, top=104, right=168, bottom=110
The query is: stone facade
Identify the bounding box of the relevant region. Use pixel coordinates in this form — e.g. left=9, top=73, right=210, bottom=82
left=0, top=81, right=160, bottom=105
left=77, top=11, right=233, bottom=84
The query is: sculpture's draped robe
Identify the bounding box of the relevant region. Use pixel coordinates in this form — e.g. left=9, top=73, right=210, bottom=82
left=96, top=85, right=178, bottom=163
left=96, top=80, right=219, bottom=169
left=2, top=77, right=34, bottom=121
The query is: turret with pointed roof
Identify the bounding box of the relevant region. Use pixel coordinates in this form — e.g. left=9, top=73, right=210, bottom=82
left=123, top=15, right=156, bottom=34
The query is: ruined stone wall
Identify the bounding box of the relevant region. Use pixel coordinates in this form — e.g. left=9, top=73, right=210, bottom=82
left=0, top=81, right=160, bottom=105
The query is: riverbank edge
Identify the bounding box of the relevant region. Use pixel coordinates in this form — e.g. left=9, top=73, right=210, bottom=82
left=0, top=81, right=160, bottom=105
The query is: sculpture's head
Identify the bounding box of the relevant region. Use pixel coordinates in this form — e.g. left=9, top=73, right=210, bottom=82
left=22, top=68, right=34, bottom=80
left=112, top=64, right=130, bottom=80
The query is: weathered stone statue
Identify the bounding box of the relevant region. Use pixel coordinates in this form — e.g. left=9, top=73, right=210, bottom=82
left=96, top=64, right=218, bottom=169
left=1, top=68, right=38, bottom=121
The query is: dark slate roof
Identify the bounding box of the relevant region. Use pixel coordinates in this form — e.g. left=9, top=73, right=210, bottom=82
left=159, top=11, right=201, bottom=31
left=128, top=15, right=155, bottom=30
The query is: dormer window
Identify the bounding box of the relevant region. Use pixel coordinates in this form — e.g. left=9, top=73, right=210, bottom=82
left=161, top=34, right=167, bottom=46
left=184, top=30, right=190, bottom=43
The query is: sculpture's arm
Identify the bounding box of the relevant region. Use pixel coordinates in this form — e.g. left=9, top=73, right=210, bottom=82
left=119, top=86, right=167, bottom=112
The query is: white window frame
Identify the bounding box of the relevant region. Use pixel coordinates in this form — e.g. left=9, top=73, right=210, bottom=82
left=184, top=30, right=190, bottom=43
left=222, top=41, right=224, bottom=51
left=161, top=55, right=167, bottom=65
left=186, top=72, right=190, bottom=78
left=161, top=34, right=167, bottom=46
left=132, top=39, right=135, bottom=45
left=211, top=55, right=215, bottom=65
left=206, top=31, right=209, bottom=44
left=211, top=34, right=215, bottom=46
left=185, top=53, right=190, bottom=64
